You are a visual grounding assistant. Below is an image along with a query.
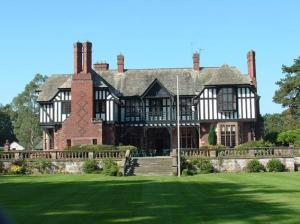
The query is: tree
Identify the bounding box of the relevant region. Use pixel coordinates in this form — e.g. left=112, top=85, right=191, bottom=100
left=208, top=125, right=217, bottom=145
left=277, top=129, right=300, bottom=147
left=11, top=74, right=47, bottom=149
left=0, top=104, right=16, bottom=146
left=273, top=57, right=300, bottom=117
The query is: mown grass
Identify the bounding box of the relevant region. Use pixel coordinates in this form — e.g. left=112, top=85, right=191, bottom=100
left=0, top=173, right=300, bottom=224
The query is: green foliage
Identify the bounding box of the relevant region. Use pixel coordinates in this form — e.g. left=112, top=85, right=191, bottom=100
left=208, top=125, right=217, bottom=145
left=31, top=158, right=52, bottom=174
left=191, top=157, right=214, bottom=174
left=181, top=157, right=214, bottom=175
left=117, top=145, right=137, bottom=152
left=181, top=156, right=196, bottom=175
left=82, top=159, right=99, bottom=173
left=273, top=57, right=300, bottom=116
left=200, top=144, right=226, bottom=150
left=11, top=74, right=47, bottom=149
left=10, top=165, right=24, bottom=174
left=263, top=113, right=300, bottom=141
left=102, top=158, right=121, bottom=176
left=277, top=129, right=300, bottom=146
left=263, top=131, right=279, bottom=145
left=0, top=161, right=4, bottom=174
left=246, top=159, right=265, bottom=172
left=0, top=104, right=16, bottom=146
left=267, top=159, right=285, bottom=172
left=9, top=160, right=28, bottom=175
left=181, top=169, right=189, bottom=176
left=235, top=140, right=273, bottom=150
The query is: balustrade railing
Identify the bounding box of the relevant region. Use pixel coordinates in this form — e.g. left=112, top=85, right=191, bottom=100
left=181, top=149, right=211, bottom=157
left=1, top=147, right=300, bottom=161
left=181, top=147, right=300, bottom=158
left=0, top=150, right=125, bottom=161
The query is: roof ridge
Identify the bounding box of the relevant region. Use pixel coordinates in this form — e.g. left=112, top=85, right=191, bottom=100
left=98, top=66, right=220, bottom=72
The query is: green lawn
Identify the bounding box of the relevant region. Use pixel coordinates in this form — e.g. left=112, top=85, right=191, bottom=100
left=1, top=173, right=300, bottom=224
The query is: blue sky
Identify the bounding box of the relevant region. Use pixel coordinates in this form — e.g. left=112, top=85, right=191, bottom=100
left=0, top=0, right=299, bottom=114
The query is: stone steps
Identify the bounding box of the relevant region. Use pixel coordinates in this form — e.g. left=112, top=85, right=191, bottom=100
left=126, top=156, right=173, bottom=176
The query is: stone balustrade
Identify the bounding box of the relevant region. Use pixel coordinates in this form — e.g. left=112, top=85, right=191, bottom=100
left=181, top=147, right=299, bottom=159
left=0, top=150, right=125, bottom=161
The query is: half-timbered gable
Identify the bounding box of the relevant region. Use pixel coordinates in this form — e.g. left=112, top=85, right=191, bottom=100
left=197, top=86, right=257, bottom=121
left=94, top=88, right=119, bottom=122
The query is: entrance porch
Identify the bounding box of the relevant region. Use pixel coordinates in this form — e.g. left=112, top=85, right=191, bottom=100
left=120, top=126, right=199, bottom=155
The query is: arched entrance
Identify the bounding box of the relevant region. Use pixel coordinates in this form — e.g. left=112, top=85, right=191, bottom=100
left=146, top=128, right=170, bottom=155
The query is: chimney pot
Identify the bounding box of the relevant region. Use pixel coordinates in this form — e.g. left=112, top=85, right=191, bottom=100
left=74, top=42, right=83, bottom=74
left=247, top=50, right=257, bottom=88
left=193, top=52, right=200, bottom=71
left=117, top=54, right=124, bottom=73
left=83, top=42, right=92, bottom=73
left=93, top=62, right=109, bottom=71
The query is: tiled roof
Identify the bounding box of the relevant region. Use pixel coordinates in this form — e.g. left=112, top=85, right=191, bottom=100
left=37, top=75, right=70, bottom=102
left=37, top=65, right=252, bottom=102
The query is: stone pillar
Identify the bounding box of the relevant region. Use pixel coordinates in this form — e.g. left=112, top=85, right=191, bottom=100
left=88, top=152, right=94, bottom=159
left=198, top=124, right=201, bottom=148
left=4, top=140, right=10, bottom=151
left=171, top=148, right=178, bottom=175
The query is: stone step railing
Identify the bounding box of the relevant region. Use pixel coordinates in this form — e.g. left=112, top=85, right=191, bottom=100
left=181, top=147, right=300, bottom=158
left=0, top=150, right=125, bottom=161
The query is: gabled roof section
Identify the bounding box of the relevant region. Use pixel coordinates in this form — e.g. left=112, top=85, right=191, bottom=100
left=204, top=65, right=251, bottom=86
left=141, top=78, right=175, bottom=98
left=37, top=74, right=71, bottom=102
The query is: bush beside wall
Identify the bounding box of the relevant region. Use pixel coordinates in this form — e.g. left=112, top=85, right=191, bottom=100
left=246, top=159, right=265, bottom=172
left=267, top=159, right=285, bottom=172
left=82, top=159, right=100, bottom=173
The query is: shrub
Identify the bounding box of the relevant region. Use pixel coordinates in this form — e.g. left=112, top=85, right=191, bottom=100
left=9, top=160, right=28, bottom=175
left=267, top=159, right=285, bottom=172
left=246, top=159, right=265, bottom=172
left=10, top=165, right=24, bottom=174
left=117, top=145, right=137, bottom=152
left=181, top=169, right=189, bottom=176
left=200, top=144, right=226, bottom=150
left=191, top=157, right=214, bottom=174
left=0, top=161, right=4, bottom=174
left=102, top=158, right=121, bottom=176
left=277, top=129, right=300, bottom=146
left=82, top=159, right=99, bottom=173
left=235, top=140, right=273, bottom=150
left=31, top=158, right=52, bottom=174
left=263, top=131, right=279, bottom=145
left=181, top=156, right=196, bottom=175
left=208, top=125, right=217, bottom=145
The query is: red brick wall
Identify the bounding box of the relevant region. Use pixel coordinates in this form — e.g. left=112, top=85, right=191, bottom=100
left=54, top=73, right=102, bottom=150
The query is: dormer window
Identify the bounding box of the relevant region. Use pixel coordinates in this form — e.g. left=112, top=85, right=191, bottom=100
left=217, top=88, right=237, bottom=112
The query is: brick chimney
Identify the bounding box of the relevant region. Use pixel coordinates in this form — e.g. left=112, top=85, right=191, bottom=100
left=117, top=54, right=124, bottom=73
left=74, top=42, right=83, bottom=74
left=193, top=52, right=200, bottom=71
left=58, top=41, right=103, bottom=149
left=247, top=50, right=257, bottom=88
left=93, top=62, right=109, bottom=71
left=83, top=42, right=92, bottom=73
